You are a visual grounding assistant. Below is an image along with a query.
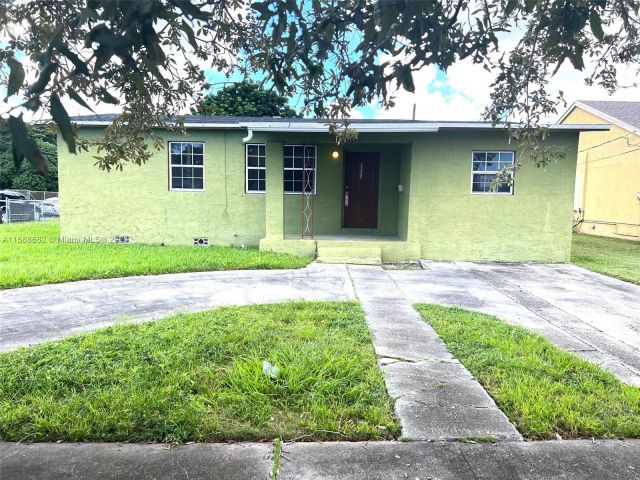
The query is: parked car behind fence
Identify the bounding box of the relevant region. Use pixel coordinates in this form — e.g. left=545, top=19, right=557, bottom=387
left=0, top=190, right=60, bottom=223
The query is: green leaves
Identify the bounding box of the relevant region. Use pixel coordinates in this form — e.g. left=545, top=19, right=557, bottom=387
left=57, top=44, right=90, bottom=76
left=504, top=0, right=518, bottom=17
left=398, top=66, right=415, bottom=93
left=98, top=87, right=119, bottom=105
left=50, top=94, right=76, bottom=154
left=5, top=58, right=25, bottom=99
left=589, top=10, right=604, bottom=42
left=192, top=81, right=300, bottom=118
left=27, top=62, right=58, bottom=97
left=67, top=88, right=94, bottom=112
left=7, top=116, right=46, bottom=174
left=172, top=0, right=208, bottom=20
left=251, top=2, right=274, bottom=20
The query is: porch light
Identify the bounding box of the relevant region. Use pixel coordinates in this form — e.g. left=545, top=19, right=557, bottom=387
left=331, top=149, right=340, bottom=159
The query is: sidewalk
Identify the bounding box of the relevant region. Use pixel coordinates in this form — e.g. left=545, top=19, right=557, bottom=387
left=2, top=440, right=639, bottom=480
left=347, top=265, right=521, bottom=441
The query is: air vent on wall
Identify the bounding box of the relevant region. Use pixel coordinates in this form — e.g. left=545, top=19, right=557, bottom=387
left=193, top=238, right=209, bottom=246
left=114, top=235, right=130, bottom=244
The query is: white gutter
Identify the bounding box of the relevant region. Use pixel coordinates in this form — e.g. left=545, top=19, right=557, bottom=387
left=436, top=122, right=610, bottom=131
left=242, top=128, right=254, bottom=143
left=71, top=120, right=242, bottom=129
left=238, top=121, right=440, bottom=133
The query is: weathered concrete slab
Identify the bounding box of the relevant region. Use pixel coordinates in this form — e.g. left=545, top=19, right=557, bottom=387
left=278, top=440, right=640, bottom=480
left=0, top=263, right=354, bottom=351
left=390, top=262, right=640, bottom=386
left=0, top=442, right=273, bottom=480
left=348, top=265, right=521, bottom=441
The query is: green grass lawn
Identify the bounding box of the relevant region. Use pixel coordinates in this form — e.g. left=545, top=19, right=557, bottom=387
left=0, top=221, right=311, bottom=289
left=416, top=304, right=640, bottom=440
left=0, top=301, right=398, bottom=443
left=572, top=233, right=640, bottom=285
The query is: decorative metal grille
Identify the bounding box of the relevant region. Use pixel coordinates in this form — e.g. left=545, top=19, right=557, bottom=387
left=301, top=145, right=315, bottom=239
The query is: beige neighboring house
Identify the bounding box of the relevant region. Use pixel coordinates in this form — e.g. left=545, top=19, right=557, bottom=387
left=560, top=100, right=640, bottom=240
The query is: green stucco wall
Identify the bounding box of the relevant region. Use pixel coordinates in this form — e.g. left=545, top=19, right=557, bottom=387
left=397, top=144, right=412, bottom=240
left=59, top=129, right=267, bottom=246
left=59, top=128, right=578, bottom=262
left=406, top=131, right=579, bottom=262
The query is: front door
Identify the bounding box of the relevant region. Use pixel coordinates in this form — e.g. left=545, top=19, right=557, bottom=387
left=343, top=152, right=380, bottom=228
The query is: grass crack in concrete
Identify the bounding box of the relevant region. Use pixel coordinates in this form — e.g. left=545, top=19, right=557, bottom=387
left=271, top=438, right=282, bottom=480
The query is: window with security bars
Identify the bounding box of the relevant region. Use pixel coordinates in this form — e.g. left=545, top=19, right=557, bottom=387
left=284, top=145, right=316, bottom=194
left=471, top=151, right=514, bottom=194
left=246, top=144, right=266, bottom=193
left=169, top=142, right=204, bottom=191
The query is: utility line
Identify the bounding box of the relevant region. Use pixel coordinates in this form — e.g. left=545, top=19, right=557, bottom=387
left=578, top=135, right=629, bottom=153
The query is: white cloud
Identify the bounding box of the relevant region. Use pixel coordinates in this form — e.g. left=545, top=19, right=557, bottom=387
left=362, top=25, right=640, bottom=123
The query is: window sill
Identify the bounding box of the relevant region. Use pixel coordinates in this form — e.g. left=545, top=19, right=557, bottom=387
left=470, top=192, right=514, bottom=196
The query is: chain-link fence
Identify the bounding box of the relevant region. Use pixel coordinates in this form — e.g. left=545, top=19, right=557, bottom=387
left=12, top=190, right=58, bottom=201
left=1, top=199, right=59, bottom=224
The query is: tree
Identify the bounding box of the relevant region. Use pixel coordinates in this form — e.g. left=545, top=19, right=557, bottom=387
left=0, top=126, right=58, bottom=191
left=192, top=81, right=300, bottom=118
left=1, top=0, right=638, bottom=172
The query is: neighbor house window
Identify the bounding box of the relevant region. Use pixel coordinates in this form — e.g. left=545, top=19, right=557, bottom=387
left=284, top=145, right=316, bottom=194
left=169, top=142, right=204, bottom=191
left=471, top=151, right=514, bottom=194
left=246, top=144, right=266, bottom=193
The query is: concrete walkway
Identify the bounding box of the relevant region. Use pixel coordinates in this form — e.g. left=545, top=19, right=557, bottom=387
left=0, top=263, right=354, bottom=351
left=2, top=440, right=639, bottom=480
left=348, top=265, right=521, bottom=441
left=391, top=261, right=640, bottom=385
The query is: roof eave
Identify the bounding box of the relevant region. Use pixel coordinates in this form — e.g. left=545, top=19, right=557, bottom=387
left=70, top=119, right=610, bottom=132
left=559, top=101, right=637, bottom=134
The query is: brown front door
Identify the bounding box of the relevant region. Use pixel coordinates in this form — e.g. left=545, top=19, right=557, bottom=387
left=343, top=152, right=380, bottom=228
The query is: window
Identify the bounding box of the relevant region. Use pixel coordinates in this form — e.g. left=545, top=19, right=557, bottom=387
left=246, top=144, right=266, bottom=193
left=471, top=151, right=514, bottom=194
left=169, top=142, right=204, bottom=191
left=284, top=145, right=316, bottom=194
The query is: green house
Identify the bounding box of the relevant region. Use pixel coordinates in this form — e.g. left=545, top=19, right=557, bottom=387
left=59, top=115, right=606, bottom=263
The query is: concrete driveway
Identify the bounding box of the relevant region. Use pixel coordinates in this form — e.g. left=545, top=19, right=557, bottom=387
left=1, top=261, right=639, bottom=385
left=0, top=263, right=354, bottom=351
left=390, top=261, right=640, bottom=385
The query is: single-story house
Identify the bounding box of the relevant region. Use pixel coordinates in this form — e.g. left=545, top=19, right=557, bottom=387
left=559, top=100, right=640, bottom=240
left=59, top=115, right=607, bottom=263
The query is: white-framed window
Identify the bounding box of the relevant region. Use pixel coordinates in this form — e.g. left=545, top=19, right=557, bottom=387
left=246, top=143, right=266, bottom=193
left=471, top=151, right=515, bottom=194
left=284, top=144, right=316, bottom=194
left=169, top=141, right=205, bottom=191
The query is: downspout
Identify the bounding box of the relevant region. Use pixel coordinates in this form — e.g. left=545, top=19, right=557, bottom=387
left=242, top=128, right=254, bottom=143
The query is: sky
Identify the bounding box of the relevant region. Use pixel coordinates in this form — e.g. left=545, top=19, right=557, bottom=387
left=202, top=56, right=640, bottom=123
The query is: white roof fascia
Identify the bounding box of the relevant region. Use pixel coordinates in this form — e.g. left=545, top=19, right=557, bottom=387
left=72, top=120, right=242, bottom=128
left=71, top=119, right=610, bottom=132
left=546, top=123, right=610, bottom=131
left=437, top=122, right=610, bottom=131
left=239, top=122, right=439, bottom=133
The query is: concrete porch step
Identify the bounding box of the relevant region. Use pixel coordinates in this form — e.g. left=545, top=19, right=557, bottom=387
left=317, top=246, right=382, bottom=265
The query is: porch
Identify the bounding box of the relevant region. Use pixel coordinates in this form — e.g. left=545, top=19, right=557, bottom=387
left=256, top=138, right=419, bottom=263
